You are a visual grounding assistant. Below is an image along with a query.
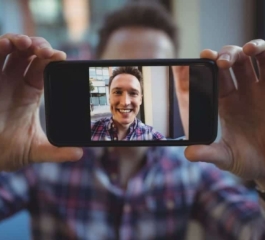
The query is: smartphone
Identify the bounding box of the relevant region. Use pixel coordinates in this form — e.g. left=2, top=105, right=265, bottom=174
left=44, top=59, right=218, bottom=147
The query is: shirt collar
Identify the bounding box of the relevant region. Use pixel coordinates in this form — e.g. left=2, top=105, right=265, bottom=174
left=98, top=146, right=168, bottom=168
left=108, top=117, right=138, bottom=136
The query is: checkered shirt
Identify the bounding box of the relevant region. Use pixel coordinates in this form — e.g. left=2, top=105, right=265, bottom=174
left=91, top=117, right=165, bottom=140
left=0, top=147, right=264, bottom=240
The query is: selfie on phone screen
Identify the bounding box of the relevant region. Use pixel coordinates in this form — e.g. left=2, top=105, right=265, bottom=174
left=90, top=65, right=189, bottom=141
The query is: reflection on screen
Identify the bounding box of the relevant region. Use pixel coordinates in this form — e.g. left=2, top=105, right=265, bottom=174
left=89, top=66, right=190, bottom=141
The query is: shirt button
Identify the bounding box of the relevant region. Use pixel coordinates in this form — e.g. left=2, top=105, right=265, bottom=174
left=124, top=204, right=131, bottom=212
left=166, top=200, right=175, bottom=210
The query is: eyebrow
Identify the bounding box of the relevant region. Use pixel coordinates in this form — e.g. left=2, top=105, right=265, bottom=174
left=111, top=87, right=140, bottom=93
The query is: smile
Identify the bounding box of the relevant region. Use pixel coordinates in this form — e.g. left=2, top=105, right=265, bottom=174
left=117, top=109, right=132, bottom=113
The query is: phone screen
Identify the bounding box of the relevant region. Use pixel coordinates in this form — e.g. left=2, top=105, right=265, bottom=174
left=44, top=59, right=218, bottom=146
left=90, top=65, right=189, bottom=141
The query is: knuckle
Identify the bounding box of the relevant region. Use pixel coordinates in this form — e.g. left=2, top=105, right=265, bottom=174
left=31, top=36, right=49, bottom=45
left=0, top=33, right=17, bottom=40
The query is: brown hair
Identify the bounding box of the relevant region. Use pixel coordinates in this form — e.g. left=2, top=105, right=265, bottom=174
left=95, top=1, right=178, bottom=58
left=109, top=66, right=143, bottom=93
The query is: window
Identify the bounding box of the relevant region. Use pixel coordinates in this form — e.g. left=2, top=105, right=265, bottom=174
left=98, top=87, right=106, bottom=93
left=96, top=67, right=103, bottom=75
left=103, top=68, right=109, bottom=75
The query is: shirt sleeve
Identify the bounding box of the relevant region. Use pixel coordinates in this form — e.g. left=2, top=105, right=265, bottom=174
left=0, top=165, right=37, bottom=220
left=191, top=162, right=265, bottom=240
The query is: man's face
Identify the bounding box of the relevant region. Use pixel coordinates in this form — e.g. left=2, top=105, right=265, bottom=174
left=109, top=73, right=142, bottom=127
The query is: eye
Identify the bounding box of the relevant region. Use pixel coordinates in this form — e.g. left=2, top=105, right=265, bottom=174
left=130, top=91, right=138, bottom=97
left=113, top=90, right=122, bottom=95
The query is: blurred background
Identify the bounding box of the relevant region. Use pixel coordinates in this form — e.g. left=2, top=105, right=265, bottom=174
left=0, top=0, right=264, bottom=239
left=1, top=0, right=264, bottom=59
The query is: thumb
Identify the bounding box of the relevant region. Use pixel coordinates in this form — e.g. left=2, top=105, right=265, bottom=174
left=30, top=138, right=83, bottom=164
left=184, top=142, right=233, bottom=171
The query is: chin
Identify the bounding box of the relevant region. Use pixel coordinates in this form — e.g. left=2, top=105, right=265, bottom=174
left=120, top=120, right=133, bottom=126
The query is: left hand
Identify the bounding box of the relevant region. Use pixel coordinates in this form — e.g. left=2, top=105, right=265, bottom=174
left=184, top=39, right=265, bottom=184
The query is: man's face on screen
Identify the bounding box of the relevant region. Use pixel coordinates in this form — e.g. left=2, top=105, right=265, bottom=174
left=109, top=73, right=142, bottom=127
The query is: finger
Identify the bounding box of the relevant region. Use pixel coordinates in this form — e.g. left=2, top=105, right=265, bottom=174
left=32, top=142, right=84, bottom=163
left=29, top=126, right=83, bottom=163
left=0, top=34, right=31, bottom=71
left=217, top=46, right=258, bottom=93
left=200, top=49, right=236, bottom=98
left=0, top=33, right=32, bottom=50
left=24, top=50, right=66, bottom=89
left=0, top=38, right=13, bottom=70
left=200, top=49, right=219, bottom=60
left=184, top=143, right=232, bottom=171
left=2, top=34, right=53, bottom=58
left=3, top=36, right=54, bottom=77
left=27, top=37, right=54, bottom=59
left=243, top=39, right=265, bottom=81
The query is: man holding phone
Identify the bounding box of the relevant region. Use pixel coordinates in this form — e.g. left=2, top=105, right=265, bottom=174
left=91, top=66, right=165, bottom=141
left=0, top=2, right=265, bottom=240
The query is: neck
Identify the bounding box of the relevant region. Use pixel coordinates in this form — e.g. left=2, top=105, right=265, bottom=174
left=108, top=147, right=148, bottom=189
left=118, top=128, right=129, bottom=140
left=112, top=119, right=133, bottom=140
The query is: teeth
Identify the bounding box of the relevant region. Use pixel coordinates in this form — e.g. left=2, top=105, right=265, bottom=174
left=119, top=109, right=131, bottom=113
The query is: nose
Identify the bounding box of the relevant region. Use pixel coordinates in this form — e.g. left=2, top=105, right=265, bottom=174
left=120, top=92, right=131, bottom=106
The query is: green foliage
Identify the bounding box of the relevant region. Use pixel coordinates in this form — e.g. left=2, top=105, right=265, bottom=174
left=89, top=78, right=95, bottom=92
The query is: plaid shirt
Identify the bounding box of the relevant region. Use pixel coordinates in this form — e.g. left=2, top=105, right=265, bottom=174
left=0, top=147, right=264, bottom=240
left=91, top=117, right=165, bottom=140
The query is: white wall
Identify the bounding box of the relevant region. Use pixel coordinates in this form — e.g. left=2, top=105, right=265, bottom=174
left=200, top=0, right=254, bottom=52
left=172, top=0, right=201, bottom=58
left=173, top=0, right=255, bottom=58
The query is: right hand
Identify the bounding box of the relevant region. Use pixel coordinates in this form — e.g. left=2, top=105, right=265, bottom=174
left=0, top=33, right=83, bottom=171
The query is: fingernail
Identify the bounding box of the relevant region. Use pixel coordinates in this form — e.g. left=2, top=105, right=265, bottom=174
left=219, top=54, right=230, bottom=61
left=73, top=148, right=84, bottom=160
left=251, top=41, right=258, bottom=46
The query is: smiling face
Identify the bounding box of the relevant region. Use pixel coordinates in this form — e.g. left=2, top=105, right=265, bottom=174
left=109, top=73, right=142, bottom=128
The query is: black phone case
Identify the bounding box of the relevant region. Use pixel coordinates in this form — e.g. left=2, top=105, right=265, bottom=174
left=44, top=58, right=218, bottom=147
